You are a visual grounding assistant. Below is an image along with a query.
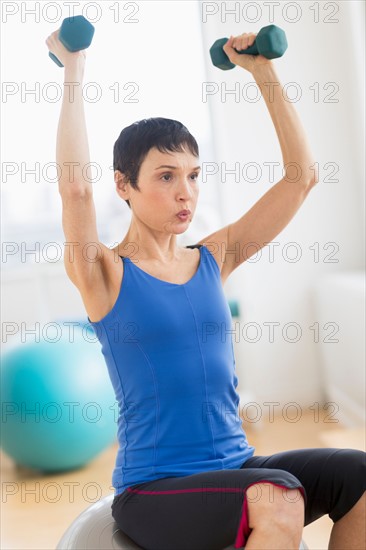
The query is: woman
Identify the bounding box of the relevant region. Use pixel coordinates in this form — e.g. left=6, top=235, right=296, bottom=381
left=46, top=28, right=365, bottom=550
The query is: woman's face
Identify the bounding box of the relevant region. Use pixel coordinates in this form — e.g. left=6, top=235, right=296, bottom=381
left=127, top=147, right=200, bottom=235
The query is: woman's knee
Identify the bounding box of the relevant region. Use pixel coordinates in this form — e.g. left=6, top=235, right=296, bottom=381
left=246, top=483, right=305, bottom=533
left=328, top=450, right=366, bottom=523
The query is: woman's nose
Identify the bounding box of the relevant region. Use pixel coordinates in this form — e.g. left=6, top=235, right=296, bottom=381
left=177, top=178, right=194, bottom=199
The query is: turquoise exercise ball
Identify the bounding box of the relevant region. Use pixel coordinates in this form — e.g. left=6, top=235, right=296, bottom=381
left=1, top=323, right=117, bottom=472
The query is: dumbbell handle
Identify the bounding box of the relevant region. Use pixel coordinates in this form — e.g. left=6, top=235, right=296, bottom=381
left=209, top=37, right=260, bottom=62
left=233, top=41, right=260, bottom=56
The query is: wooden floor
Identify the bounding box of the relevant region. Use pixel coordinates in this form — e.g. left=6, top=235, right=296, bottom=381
left=1, top=411, right=365, bottom=550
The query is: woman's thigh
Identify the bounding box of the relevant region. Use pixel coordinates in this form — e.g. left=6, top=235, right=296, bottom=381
left=241, top=447, right=366, bottom=525
left=111, top=467, right=305, bottom=550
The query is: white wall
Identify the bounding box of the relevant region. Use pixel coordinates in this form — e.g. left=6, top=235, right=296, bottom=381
left=199, top=1, right=365, bottom=411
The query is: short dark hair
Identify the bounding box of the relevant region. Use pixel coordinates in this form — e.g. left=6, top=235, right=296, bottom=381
left=113, top=117, right=199, bottom=208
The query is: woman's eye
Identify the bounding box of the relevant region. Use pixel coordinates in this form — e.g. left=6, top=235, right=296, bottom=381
left=160, top=173, right=199, bottom=182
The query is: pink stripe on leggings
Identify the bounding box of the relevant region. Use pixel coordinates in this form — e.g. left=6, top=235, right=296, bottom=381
left=127, top=487, right=243, bottom=495
left=234, top=481, right=306, bottom=549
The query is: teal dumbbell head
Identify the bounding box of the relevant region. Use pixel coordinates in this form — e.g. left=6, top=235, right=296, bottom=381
left=210, top=24, right=288, bottom=70
left=49, top=15, right=95, bottom=67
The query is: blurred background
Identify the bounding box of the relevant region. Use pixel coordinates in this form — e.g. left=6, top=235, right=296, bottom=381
left=1, top=1, right=365, bottom=549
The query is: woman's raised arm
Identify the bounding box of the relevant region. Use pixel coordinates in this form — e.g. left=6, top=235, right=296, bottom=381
left=196, top=32, right=319, bottom=279
left=45, top=29, right=110, bottom=291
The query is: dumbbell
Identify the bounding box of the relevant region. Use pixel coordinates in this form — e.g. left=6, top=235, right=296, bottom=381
left=210, top=24, right=287, bottom=70
left=49, top=15, right=95, bottom=67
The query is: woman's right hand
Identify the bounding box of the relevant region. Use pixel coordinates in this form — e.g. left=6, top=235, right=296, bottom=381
left=45, top=29, right=86, bottom=71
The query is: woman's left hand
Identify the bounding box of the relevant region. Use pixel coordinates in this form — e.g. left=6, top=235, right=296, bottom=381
left=222, top=33, right=273, bottom=73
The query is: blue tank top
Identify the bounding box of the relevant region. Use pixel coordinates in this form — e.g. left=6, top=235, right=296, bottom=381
left=88, top=244, right=255, bottom=495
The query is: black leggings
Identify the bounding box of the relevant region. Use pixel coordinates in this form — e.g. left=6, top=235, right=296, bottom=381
left=111, top=448, right=366, bottom=550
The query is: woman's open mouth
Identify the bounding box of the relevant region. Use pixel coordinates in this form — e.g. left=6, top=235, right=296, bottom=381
left=176, top=209, right=191, bottom=220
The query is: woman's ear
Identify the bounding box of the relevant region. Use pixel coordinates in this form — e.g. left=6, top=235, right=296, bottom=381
left=115, top=171, right=130, bottom=198
left=114, top=170, right=127, bottom=185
